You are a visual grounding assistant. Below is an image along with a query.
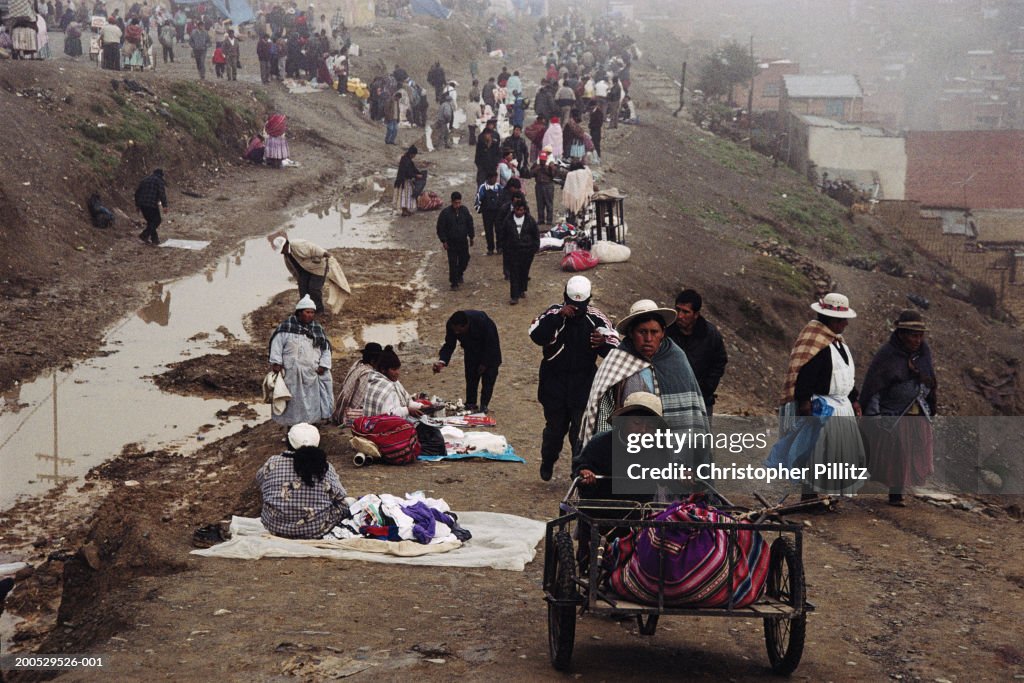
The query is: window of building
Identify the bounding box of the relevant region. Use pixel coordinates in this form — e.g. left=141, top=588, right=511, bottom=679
left=762, top=82, right=780, bottom=97
left=825, top=99, right=845, bottom=117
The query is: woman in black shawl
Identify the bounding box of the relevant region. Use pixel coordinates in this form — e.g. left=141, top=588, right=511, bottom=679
left=858, top=310, right=937, bottom=506
left=393, top=145, right=422, bottom=217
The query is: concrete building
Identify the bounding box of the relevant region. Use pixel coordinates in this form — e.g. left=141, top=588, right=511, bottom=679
left=781, top=74, right=864, bottom=123
left=786, top=115, right=906, bottom=198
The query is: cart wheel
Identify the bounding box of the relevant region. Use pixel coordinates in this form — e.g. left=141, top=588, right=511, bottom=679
left=548, top=530, right=578, bottom=671
left=636, top=614, right=659, bottom=636
left=763, top=536, right=807, bottom=675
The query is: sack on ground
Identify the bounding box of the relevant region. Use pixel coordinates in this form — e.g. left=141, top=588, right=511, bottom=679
left=561, top=250, right=599, bottom=272
left=417, top=191, right=443, bottom=211
left=352, top=415, right=420, bottom=465
left=591, top=240, right=631, bottom=263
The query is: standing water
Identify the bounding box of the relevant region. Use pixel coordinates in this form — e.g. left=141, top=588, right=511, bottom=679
left=0, top=196, right=403, bottom=511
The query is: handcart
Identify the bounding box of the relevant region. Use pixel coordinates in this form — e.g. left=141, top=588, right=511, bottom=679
left=543, top=478, right=813, bottom=675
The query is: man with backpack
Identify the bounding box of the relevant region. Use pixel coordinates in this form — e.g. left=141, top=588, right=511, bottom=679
left=475, top=170, right=503, bottom=255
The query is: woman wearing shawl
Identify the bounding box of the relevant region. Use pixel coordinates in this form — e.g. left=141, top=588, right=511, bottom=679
left=331, top=342, right=383, bottom=426
left=64, top=20, right=83, bottom=57
left=771, top=292, right=866, bottom=501
left=578, top=299, right=709, bottom=477
left=393, top=145, right=421, bottom=217
left=542, top=115, right=564, bottom=162
left=362, top=347, right=428, bottom=421
left=523, top=115, right=548, bottom=164
left=264, top=114, right=289, bottom=168
left=858, top=310, right=936, bottom=506
left=268, top=295, right=334, bottom=426
left=123, top=18, right=144, bottom=69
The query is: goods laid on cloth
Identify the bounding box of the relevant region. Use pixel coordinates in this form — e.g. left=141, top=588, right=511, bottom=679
left=561, top=250, right=599, bottom=272
left=417, top=426, right=525, bottom=463
left=539, top=236, right=565, bottom=251
left=605, top=499, right=770, bottom=608
left=193, top=511, right=545, bottom=570
left=591, top=240, right=631, bottom=263
left=351, top=415, right=420, bottom=465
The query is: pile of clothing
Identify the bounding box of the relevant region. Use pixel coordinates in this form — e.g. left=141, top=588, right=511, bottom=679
left=325, top=493, right=471, bottom=544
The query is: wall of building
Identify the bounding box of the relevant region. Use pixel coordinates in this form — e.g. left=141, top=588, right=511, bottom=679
left=807, top=125, right=906, bottom=198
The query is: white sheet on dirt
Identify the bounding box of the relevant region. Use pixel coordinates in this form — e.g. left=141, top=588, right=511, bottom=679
left=158, top=239, right=211, bottom=250
left=191, top=511, right=545, bottom=571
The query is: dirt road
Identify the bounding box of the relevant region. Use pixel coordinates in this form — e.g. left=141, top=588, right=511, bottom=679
left=1, top=16, right=1023, bottom=683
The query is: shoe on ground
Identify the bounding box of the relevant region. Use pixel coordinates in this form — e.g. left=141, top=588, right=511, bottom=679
left=464, top=403, right=479, bottom=413
left=451, top=283, right=459, bottom=290
left=509, top=297, right=518, bottom=305
left=888, top=493, right=906, bottom=507
left=486, top=249, right=494, bottom=256
left=540, top=461, right=554, bottom=482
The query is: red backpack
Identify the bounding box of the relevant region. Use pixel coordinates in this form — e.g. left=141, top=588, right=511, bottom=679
left=351, top=416, right=421, bottom=465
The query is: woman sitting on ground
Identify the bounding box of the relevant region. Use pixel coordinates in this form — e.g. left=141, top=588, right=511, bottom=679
left=256, top=423, right=349, bottom=539
left=331, top=342, right=383, bottom=426
left=363, top=346, right=428, bottom=420
left=363, top=346, right=446, bottom=456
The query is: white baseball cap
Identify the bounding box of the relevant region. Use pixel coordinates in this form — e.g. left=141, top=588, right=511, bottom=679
left=272, top=235, right=287, bottom=253
left=565, top=275, right=591, bottom=302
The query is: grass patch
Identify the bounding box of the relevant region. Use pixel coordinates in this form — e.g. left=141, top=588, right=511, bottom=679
left=73, top=139, right=118, bottom=173
left=166, top=81, right=257, bottom=146
left=75, top=103, right=159, bottom=149
left=768, top=190, right=852, bottom=250
left=690, top=135, right=762, bottom=175
left=751, top=256, right=812, bottom=297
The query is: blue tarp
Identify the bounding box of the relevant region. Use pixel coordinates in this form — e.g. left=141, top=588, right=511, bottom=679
left=174, top=0, right=255, bottom=26
left=410, top=0, right=451, bottom=20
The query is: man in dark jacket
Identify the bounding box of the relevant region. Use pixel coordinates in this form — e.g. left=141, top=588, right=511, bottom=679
left=435, top=192, right=475, bottom=289
left=530, top=275, right=619, bottom=481
left=502, top=125, right=529, bottom=173
left=134, top=168, right=168, bottom=245
left=427, top=61, right=446, bottom=102
left=474, top=128, right=501, bottom=185
left=665, top=289, right=728, bottom=419
left=500, top=200, right=540, bottom=305
left=433, top=310, right=501, bottom=413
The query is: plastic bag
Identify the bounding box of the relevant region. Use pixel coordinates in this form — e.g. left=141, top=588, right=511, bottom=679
left=561, top=250, right=599, bottom=272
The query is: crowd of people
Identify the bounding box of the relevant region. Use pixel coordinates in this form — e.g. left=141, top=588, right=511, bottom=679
left=246, top=12, right=942, bottom=539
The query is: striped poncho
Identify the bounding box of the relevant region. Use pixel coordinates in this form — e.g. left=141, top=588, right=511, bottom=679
left=578, top=337, right=709, bottom=447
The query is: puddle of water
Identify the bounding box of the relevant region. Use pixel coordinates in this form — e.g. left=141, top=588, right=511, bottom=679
left=344, top=321, right=419, bottom=350
left=0, top=199, right=399, bottom=512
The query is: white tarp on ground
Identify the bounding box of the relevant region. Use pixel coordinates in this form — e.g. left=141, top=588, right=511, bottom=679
left=192, top=511, right=546, bottom=571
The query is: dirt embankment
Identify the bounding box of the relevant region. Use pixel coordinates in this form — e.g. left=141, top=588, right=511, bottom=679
left=1, top=12, right=1023, bottom=683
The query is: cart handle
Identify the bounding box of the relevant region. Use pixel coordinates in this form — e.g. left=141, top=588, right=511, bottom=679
left=563, top=474, right=608, bottom=504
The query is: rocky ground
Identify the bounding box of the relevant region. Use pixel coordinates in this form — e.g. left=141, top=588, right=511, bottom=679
left=1, top=13, right=1023, bottom=683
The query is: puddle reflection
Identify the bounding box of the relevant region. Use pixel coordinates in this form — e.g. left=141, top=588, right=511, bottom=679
left=1, top=197, right=397, bottom=512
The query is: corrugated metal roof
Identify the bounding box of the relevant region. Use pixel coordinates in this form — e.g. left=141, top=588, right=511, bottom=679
left=783, top=74, right=863, bottom=98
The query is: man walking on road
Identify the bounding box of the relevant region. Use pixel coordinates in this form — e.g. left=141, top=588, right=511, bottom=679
left=189, top=22, right=210, bottom=80
left=665, top=289, right=728, bottom=419
left=529, top=276, right=619, bottom=481
left=433, top=310, right=502, bottom=414
left=134, top=168, right=168, bottom=245
left=436, top=192, right=475, bottom=290
left=385, top=91, right=401, bottom=145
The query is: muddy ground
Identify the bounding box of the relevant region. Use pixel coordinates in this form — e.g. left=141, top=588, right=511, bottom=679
left=1, top=12, right=1023, bottom=683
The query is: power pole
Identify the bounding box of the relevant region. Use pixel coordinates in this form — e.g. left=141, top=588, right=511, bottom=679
left=673, top=61, right=687, bottom=117
left=748, top=35, right=755, bottom=148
